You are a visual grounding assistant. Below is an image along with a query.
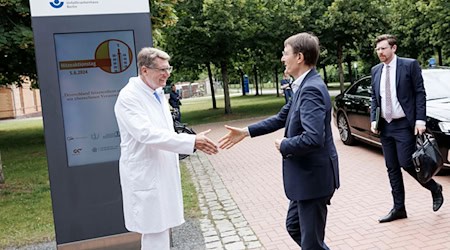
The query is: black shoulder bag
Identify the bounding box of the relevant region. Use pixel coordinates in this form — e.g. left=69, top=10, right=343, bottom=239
left=412, top=133, right=444, bottom=184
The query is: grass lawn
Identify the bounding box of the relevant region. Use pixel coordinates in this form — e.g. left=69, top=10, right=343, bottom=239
left=0, top=119, right=53, bottom=247
left=0, top=93, right=286, bottom=248
left=181, top=94, right=286, bottom=125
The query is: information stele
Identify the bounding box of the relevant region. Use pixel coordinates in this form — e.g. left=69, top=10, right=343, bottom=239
left=30, top=0, right=151, bottom=248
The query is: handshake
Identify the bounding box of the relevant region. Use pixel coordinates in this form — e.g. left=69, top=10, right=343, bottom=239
left=194, top=125, right=284, bottom=155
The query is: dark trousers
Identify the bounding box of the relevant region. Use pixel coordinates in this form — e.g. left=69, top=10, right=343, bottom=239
left=286, top=195, right=332, bottom=250
left=380, top=118, right=439, bottom=209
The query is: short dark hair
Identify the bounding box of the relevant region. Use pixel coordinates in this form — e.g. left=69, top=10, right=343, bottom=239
left=284, top=32, right=320, bottom=66
left=375, top=34, right=397, bottom=47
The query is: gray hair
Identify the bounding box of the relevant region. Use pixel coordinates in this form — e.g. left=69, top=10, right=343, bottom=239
left=137, top=47, right=170, bottom=74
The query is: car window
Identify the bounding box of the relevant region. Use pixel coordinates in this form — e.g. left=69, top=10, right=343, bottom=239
left=347, top=77, right=371, bottom=97
left=423, top=70, right=450, bottom=100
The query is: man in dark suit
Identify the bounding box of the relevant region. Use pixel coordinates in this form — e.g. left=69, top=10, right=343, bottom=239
left=219, top=32, right=340, bottom=249
left=169, top=84, right=182, bottom=121
left=370, top=34, right=444, bottom=223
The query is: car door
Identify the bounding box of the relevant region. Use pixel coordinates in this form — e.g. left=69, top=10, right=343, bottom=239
left=351, top=77, right=373, bottom=137
left=344, top=77, right=371, bottom=137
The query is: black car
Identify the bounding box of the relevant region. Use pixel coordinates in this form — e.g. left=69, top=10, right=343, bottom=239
left=333, top=68, right=450, bottom=169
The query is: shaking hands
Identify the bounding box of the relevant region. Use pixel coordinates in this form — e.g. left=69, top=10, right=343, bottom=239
left=195, top=129, right=219, bottom=155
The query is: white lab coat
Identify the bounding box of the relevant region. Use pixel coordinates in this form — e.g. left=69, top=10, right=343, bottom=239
left=114, top=76, right=196, bottom=234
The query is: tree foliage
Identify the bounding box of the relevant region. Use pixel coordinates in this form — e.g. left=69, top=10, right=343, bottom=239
left=0, top=0, right=179, bottom=86
left=1, top=0, right=448, bottom=90
left=0, top=0, right=35, bottom=86
left=321, top=0, right=385, bottom=92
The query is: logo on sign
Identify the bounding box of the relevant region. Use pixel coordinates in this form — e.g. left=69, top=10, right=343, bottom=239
left=49, top=0, right=64, bottom=8
left=73, top=148, right=82, bottom=155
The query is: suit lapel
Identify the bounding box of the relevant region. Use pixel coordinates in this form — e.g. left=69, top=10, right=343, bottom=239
left=373, top=65, right=382, bottom=106
left=284, top=69, right=317, bottom=136
left=396, top=57, right=402, bottom=88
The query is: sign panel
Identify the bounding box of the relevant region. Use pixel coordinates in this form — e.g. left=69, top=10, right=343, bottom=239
left=54, top=30, right=136, bottom=167
left=30, top=0, right=150, bottom=17
left=243, top=75, right=249, bottom=93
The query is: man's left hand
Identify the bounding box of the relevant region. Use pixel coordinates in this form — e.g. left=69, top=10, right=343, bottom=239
left=275, top=138, right=284, bottom=151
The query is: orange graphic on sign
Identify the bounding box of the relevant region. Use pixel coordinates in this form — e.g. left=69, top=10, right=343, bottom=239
left=59, top=39, right=133, bottom=74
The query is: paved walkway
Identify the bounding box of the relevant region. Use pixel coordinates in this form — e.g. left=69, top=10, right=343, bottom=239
left=190, top=117, right=450, bottom=250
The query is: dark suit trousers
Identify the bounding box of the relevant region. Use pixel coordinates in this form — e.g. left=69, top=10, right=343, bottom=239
left=380, top=118, right=440, bottom=209
left=286, top=195, right=332, bottom=250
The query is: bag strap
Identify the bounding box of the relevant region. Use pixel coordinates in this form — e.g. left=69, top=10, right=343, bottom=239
left=418, top=133, right=443, bottom=158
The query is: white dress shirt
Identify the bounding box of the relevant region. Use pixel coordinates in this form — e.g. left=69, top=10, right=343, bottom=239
left=291, top=69, right=312, bottom=94
left=380, top=55, right=407, bottom=121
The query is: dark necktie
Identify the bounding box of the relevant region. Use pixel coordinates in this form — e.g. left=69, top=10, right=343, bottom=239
left=384, top=65, right=392, bottom=122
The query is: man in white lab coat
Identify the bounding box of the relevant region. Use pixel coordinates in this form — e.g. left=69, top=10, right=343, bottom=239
left=114, top=47, right=218, bottom=250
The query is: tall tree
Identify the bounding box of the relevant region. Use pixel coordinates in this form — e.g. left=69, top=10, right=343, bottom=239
left=388, top=0, right=431, bottom=61
left=0, top=0, right=35, bottom=86
left=202, top=0, right=250, bottom=114
left=416, top=0, right=450, bottom=65
left=164, top=0, right=219, bottom=109
left=321, top=0, right=385, bottom=93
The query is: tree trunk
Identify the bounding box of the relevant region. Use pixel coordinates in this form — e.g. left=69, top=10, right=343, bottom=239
left=0, top=151, right=4, bottom=184
left=239, top=68, right=245, bottom=96
left=347, top=59, right=353, bottom=84
left=322, top=65, right=328, bottom=86
left=207, top=62, right=217, bottom=109
left=253, top=65, right=259, bottom=96
left=220, top=61, right=232, bottom=114
left=438, top=47, right=443, bottom=66
left=337, top=45, right=345, bottom=93
left=274, top=67, right=280, bottom=97
left=259, top=70, right=263, bottom=95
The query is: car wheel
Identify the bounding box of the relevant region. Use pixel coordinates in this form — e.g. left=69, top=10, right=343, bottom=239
left=337, top=113, right=355, bottom=145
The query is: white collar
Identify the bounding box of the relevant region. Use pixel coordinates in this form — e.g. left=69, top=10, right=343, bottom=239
left=291, top=69, right=312, bottom=93
left=384, top=54, right=397, bottom=68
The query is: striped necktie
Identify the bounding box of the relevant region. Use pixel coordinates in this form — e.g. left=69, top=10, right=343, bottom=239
left=384, top=65, right=392, bottom=123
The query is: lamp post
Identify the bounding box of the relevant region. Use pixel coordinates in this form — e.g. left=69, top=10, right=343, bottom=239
left=354, top=62, right=358, bottom=80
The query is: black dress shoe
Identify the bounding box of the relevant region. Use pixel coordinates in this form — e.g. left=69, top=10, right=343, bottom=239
left=378, top=208, right=407, bottom=223
left=432, top=183, right=444, bottom=212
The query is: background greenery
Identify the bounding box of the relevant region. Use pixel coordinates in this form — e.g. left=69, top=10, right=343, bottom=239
left=0, top=93, right=288, bottom=248
left=1, top=0, right=448, bottom=109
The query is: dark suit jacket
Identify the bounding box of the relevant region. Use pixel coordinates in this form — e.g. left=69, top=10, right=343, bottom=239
left=169, top=90, right=181, bottom=109
left=370, top=57, right=426, bottom=129
left=248, top=69, right=340, bottom=201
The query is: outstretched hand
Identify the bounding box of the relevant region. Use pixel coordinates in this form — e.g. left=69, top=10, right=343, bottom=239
left=195, top=129, right=218, bottom=155
left=218, top=125, right=248, bottom=149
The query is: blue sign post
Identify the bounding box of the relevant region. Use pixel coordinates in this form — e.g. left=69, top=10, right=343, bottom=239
left=243, top=74, right=249, bottom=93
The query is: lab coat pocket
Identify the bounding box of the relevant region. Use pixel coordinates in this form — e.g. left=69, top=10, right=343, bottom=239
left=129, top=161, right=158, bottom=191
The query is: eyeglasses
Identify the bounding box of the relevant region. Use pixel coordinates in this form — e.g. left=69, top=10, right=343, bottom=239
left=375, top=46, right=391, bottom=52
left=146, top=66, right=173, bottom=74
left=282, top=51, right=298, bottom=56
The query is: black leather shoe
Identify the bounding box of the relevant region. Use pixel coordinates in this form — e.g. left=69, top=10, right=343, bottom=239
left=432, top=184, right=444, bottom=212
left=378, top=208, right=407, bottom=223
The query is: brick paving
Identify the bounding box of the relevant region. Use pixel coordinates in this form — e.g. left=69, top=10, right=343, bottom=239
left=185, top=153, right=262, bottom=249
left=191, top=117, right=450, bottom=250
